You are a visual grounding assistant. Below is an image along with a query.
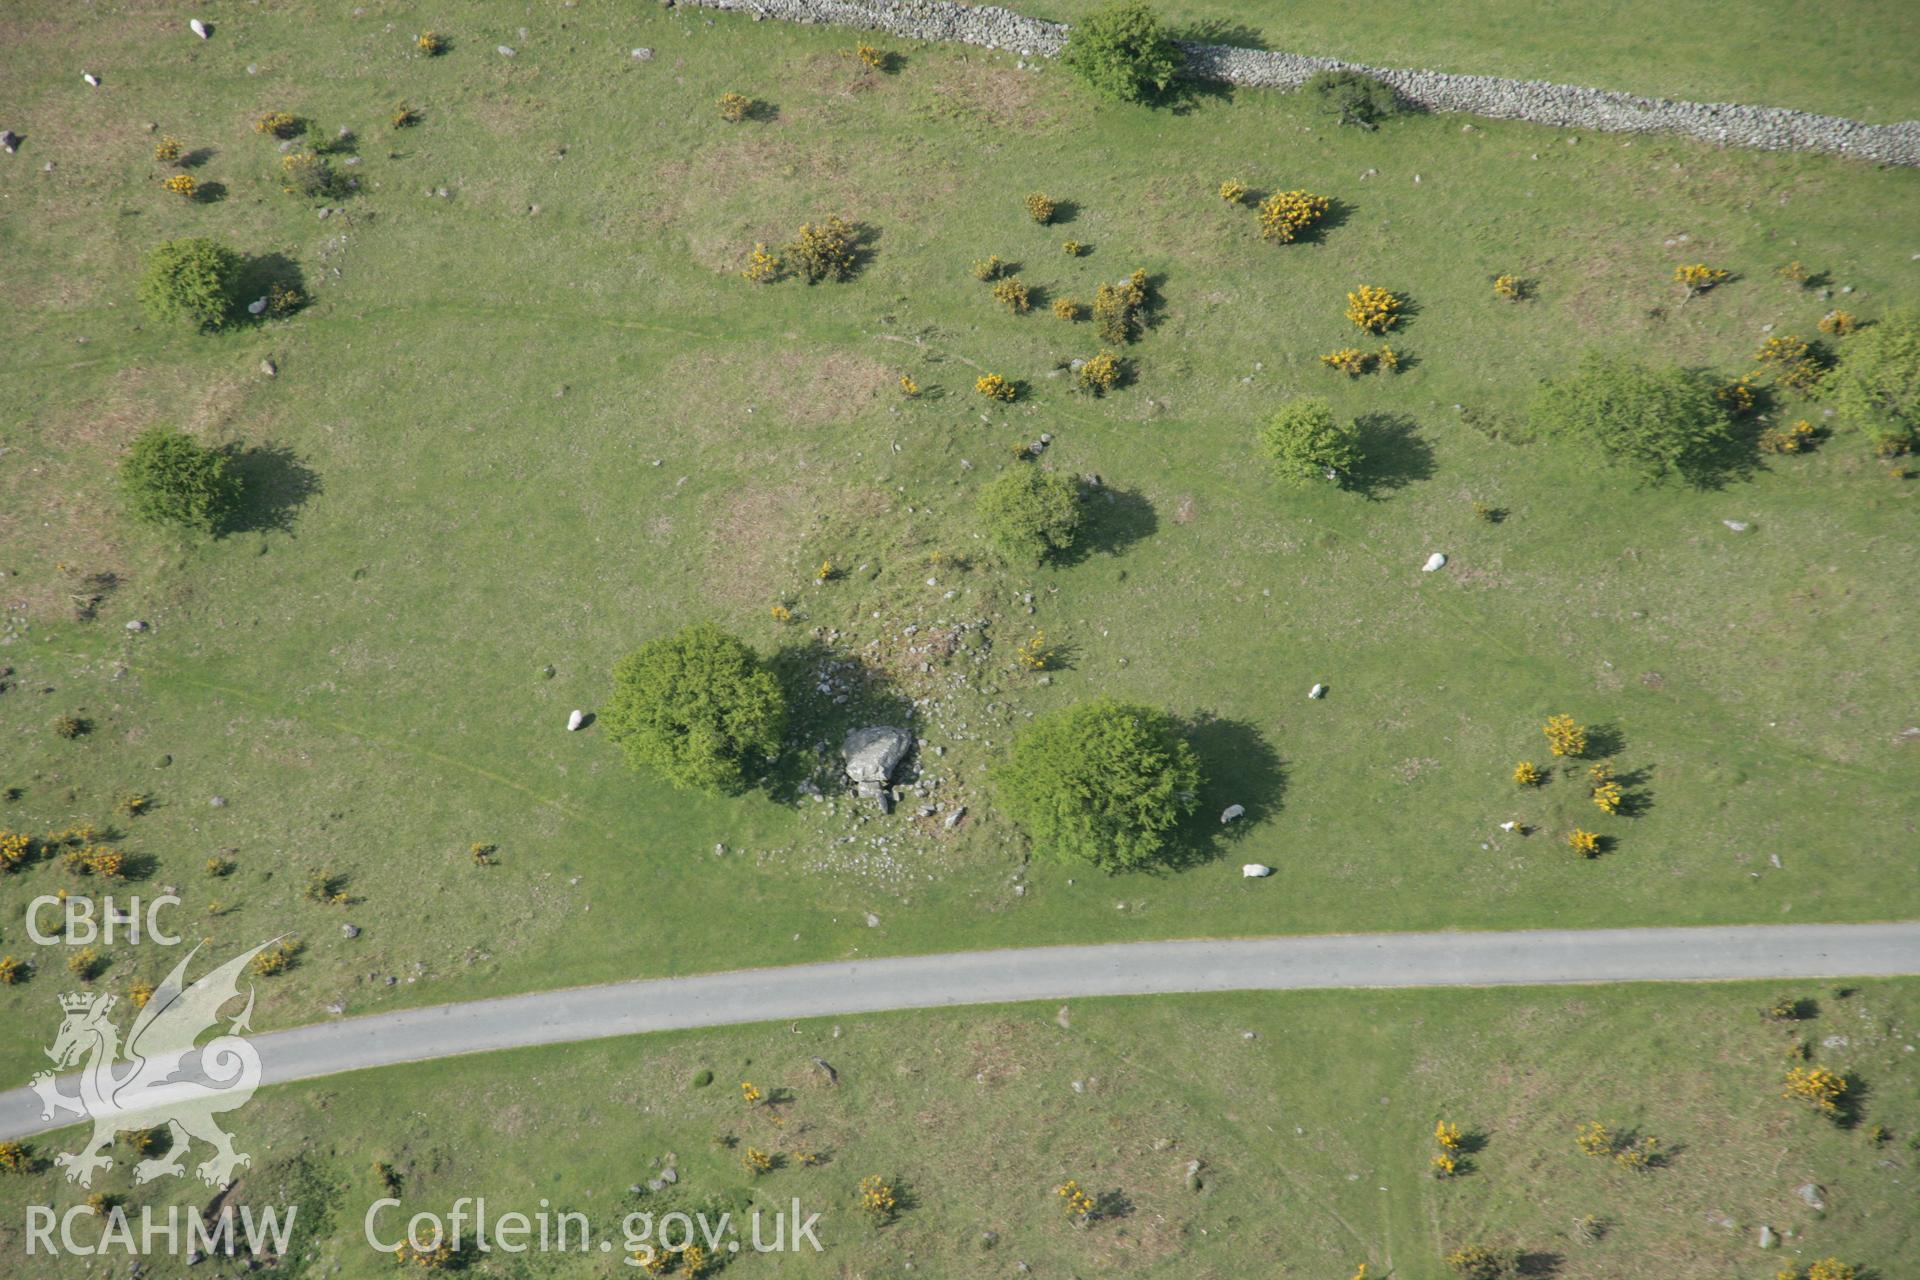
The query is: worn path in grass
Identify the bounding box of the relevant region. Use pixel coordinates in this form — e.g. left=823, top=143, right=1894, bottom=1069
left=7, top=921, right=1916, bottom=1142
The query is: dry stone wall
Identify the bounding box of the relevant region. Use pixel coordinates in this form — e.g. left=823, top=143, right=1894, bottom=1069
left=677, top=0, right=1920, bottom=166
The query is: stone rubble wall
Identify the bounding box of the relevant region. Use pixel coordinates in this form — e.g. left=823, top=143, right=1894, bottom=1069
left=677, top=0, right=1920, bottom=167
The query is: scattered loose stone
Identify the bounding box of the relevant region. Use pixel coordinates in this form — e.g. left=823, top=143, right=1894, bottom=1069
left=1722, top=519, right=1751, bottom=532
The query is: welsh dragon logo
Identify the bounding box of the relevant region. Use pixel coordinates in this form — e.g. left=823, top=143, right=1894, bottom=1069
left=29, top=939, right=277, bottom=1189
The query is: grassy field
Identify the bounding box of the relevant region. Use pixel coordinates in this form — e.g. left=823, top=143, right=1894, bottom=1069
left=2, top=3, right=1918, bottom=1086
left=2, top=981, right=1914, bottom=1278
left=1023, top=0, right=1920, bottom=122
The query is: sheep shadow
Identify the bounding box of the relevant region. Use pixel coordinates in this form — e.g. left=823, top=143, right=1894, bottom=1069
left=1175, top=19, right=1270, bottom=49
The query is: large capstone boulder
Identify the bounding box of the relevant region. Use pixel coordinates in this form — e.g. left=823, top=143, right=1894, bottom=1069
left=843, top=726, right=911, bottom=802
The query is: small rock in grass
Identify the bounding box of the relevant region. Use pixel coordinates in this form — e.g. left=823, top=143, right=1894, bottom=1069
left=342, top=924, right=360, bottom=938
left=209, top=795, right=226, bottom=807
left=1722, top=519, right=1751, bottom=532
left=497, top=45, right=515, bottom=57
left=863, top=911, right=880, bottom=928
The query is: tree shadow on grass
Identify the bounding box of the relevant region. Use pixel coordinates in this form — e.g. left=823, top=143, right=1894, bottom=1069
left=1058, top=486, right=1156, bottom=564
left=1349, top=412, right=1435, bottom=498
left=765, top=639, right=916, bottom=805
left=236, top=252, right=309, bottom=318
left=225, top=442, right=322, bottom=535
left=1157, top=714, right=1287, bottom=871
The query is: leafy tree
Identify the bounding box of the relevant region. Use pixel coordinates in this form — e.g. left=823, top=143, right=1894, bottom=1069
left=993, top=699, right=1201, bottom=872
left=138, top=237, right=243, bottom=331
left=1823, top=308, right=1920, bottom=452
left=1306, top=70, right=1402, bottom=128
left=975, top=466, right=1082, bottom=563
left=1060, top=2, right=1184, bottom=104
left=120, top=428, right=240, bottom=533
left=1529, top=354, right=1734, bottom=485
left=604, top=623, right=787, bottom=795
left=1258, top=397, right=1362, bottom=485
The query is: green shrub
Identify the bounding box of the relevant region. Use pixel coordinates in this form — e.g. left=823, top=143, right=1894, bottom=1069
left=993, top=699, right=1202, bottom=872
left=1529, top=354, right=1735, bottom=485
left=975, top=466, right=1082, bottom=563
left=1060, top=2, right=1183, bottom=104
left=120, top=428, right=241, bottom=533
left=1823, top=308, right=1920, bottom=453
left=1306, top=69, right=1402, bottom=128
left=138, top=237, right=243, bottom=331
left=603, top=623, right=787, bottom=795
left=1259, top=397, right=1362, bottom=486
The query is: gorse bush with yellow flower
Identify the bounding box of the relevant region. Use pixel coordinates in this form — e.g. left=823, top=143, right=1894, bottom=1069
left=991, top=276, right=1032, bottom=313
left=1759, top=419, right=1818, bottom=454
left=254, top=111, right=300, bottom=138
left=0, top=956, right=25, bottom=986
left=1093, top=269, right=1150, bottom=344
left=1258, top=189, right=1329, bottom=243
left=1493, top=273, right=1526, bottom=301
left=1817, top=309, right=1855, bottom=336
left=1754, top=334, right=1827, bottom=392
left=1543, top=714, right=1586, bottom=758
left=1320, top=348, right=1374, bottom=377
left=1674, top=263, right=1730, bottom=295
left=858, top=1174, right=897, bottom=1222
left=1567, top=828, right=1601, bottom=857
left=1513, top=761, right=1542, bottom=786
left=976, top=373, right=1016, bottom=402
left=1024, top=192, right=1056, bottom=224
left=1217, top=179, right=1247, bottom=204
left=1345, top=285, right=1402, bottom=334
left=1077, top=349, right=1121, bottom=394
left=1054, top=1178, right=1095, bottom=1220
left=784, top=216, right=858, bottom=283
left=1052, top=297, right=1081, bottom=321
left=971, top=255, right=1005, bottom=281
left=1, top=829, right=32, bottom=873
left=1783, top=1065, right=1846, bottom=1115
left=154, top=135, right=184, bottom=164
left=740, top=243, right=781, bottom=283
left=416, top=31, right=446, bottom=55
left=854, top=42, right=887, bottom=70
left=161, top=173, right=197, bottom=198
left=718, top=92, right=752, bottom=123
